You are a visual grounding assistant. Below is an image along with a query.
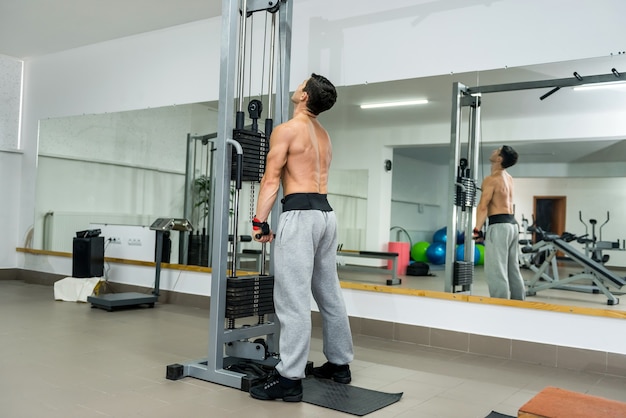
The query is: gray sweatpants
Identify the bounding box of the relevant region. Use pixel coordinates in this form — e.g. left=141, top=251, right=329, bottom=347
left=273, top=210, right=354, bottom=379
left=484, top=223, right=526, bottom=300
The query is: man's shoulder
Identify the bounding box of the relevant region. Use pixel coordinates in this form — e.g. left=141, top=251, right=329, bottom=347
left=483, top=174, right=498, bottom=184
left=276, top=117, right=308, bottom=132
left=272, top=120, right=300, bottom=139
left=486, top=170, right=509, bottom=181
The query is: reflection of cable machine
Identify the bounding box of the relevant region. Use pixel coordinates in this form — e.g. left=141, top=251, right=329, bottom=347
left=166, top=0, right=292, bottom=391
left=445, top=92, right=481, bottom=293
left=445, top=67, right=626, bottom=294
left=181, top=132, right=217, bottom=267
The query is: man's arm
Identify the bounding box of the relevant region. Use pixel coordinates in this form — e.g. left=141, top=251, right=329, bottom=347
left=252, top=124, right=292, bottom=241
left=475, top=176, right=494, bottom=232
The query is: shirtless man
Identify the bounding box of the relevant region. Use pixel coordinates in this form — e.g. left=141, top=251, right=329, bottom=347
left=249, top=74, right=354, bottom=402
left=473, top=146, right=526, bottom=300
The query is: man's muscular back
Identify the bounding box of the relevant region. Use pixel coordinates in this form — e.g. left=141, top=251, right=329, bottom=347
left=483, top=170, right=514, bottom=216
left=279, top=113, right=332, bottom=196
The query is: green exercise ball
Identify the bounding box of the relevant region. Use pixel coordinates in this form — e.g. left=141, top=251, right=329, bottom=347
left=411, top=241, right=430, bottom=262
left=476, top=243, right=485, bottom=265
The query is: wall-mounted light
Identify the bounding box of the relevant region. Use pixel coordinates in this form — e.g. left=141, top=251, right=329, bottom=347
left=573, top=81, right=626, bottom=91
left=360, top=99, right=428, bottom=109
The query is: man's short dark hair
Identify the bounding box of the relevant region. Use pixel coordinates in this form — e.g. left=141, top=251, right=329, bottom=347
left=500, top=145, right=518, bottom=168
left=303, top=73, right=337, bottom=115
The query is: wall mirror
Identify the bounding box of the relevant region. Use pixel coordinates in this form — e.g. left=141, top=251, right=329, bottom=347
left=321, top=53, right=626, bottom=312
left=33, top=102, right=367, bottom=265
left=33, top=53, right=626, bottom=313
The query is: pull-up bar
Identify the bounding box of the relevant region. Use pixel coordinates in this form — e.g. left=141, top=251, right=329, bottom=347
left=465, top=69, right=626, bottom=97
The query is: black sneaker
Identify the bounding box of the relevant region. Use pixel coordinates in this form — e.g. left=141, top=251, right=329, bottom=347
left=249, top=371, right=303, bottom=402
left=312, top=361, right=351, bottom=384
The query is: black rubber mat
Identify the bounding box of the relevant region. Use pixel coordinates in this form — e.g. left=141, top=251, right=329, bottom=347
left=302, top=377, right=402, bottom=416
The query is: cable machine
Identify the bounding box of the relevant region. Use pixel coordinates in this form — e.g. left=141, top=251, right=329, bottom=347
left=445, top=66, right=626, bottom=294
left=167, top=0, right=292, bottom=391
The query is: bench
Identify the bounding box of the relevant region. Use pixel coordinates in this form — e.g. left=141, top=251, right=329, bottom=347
left=337, top=250, right=401, bottom=285
left=518, top=386, right=626, bottom=417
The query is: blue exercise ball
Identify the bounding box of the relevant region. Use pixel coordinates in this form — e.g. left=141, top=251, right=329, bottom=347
left=432, top=227, right=447, bottom=243
left=455, top=244, right=480, bottom=265
left=426, top=241, right=446, bottom=265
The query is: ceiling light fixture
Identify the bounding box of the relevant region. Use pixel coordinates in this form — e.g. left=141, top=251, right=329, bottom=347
left=360, top=99, right=428, bottom=109
left=573, top=81, right=626, bottom=91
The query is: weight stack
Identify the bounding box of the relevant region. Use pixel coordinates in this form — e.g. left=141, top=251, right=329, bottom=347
left=454, top=177, right=477, bottom=208
left=231, top=129, right=269, bottom=182
left=453, top=261, right=473, bottom=287
left=226, top=275, right=275, bottom=319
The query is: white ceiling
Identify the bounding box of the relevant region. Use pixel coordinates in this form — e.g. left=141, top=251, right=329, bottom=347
left=0, top=0, right=222, bottom=59
left=2, top=0, right=625, bottom=165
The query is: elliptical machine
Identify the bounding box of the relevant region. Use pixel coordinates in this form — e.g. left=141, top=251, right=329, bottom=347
left=578, top=211, right=621, bottom=265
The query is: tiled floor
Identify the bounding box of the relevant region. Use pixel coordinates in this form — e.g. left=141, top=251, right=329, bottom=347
left=2, top=279, right=626, bottom=418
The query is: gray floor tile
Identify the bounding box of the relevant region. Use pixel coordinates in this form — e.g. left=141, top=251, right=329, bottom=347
left=2, top=280, right=626, bottom=418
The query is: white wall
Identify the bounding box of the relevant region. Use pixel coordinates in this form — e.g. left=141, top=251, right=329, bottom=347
left=0, top=151, right=23, bottom=265
left=0, top=54, right=23, bottom=266
left=391, top=154, right=447, bottom=244
left=293, top=0, right=626, bottom=86
left=6, top=0, right=626, bottom=355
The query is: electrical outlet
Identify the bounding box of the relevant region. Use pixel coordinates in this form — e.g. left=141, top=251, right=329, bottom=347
left=109, top=237, right=121, bottom=244
left=128, top=238, right=142, bottom=246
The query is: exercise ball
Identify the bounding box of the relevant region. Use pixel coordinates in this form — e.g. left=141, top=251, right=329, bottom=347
left=410, top=241, right=430, bottom=262
left=455, top=244, right=480, bottom=265
left=476, top=244, right=485, bottom=265
left=426, top=241, right=446, bottom=265
left=432, top=227, right=447, bottom=243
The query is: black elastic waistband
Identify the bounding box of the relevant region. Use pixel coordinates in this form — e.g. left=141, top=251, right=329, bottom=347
left=488, top=214, right=516, bottom=225
left=281, top=193, right=333, bottom=212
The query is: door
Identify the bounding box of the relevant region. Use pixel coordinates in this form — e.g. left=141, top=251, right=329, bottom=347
left=533, top=196, right=567, bottom=255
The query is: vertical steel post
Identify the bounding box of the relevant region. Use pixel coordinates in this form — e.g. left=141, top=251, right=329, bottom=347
left=460, top=100, right=481, bottom=292
left=445, top=82, right=465, bottom=293
left=258, top=0, right=292, bottom=364
left=202, top=0, right=243, bottom=388
left=267, top=0, right=292, bottom=278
